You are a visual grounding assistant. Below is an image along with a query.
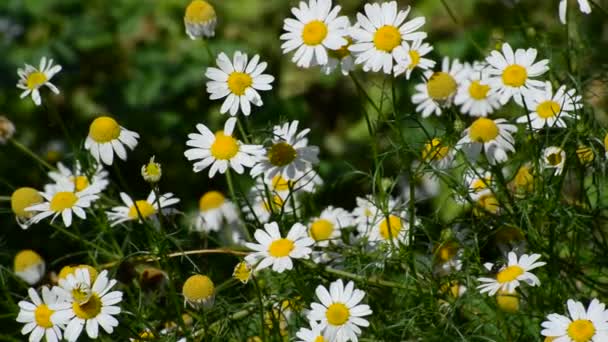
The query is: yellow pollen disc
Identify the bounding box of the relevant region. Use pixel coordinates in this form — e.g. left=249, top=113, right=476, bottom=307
left=536, top=100, right=561, bottom=119
left=268, top=238, right=294, bottom=257
left=14, top=250, right=43, bottom=272
left=11, top=187, right=43, bottom=218
left=135, top=331, right=155, bottom=341
left=379, top=215, right=402, bottom=240
left=210, top=131, right=239, bottom=160
left=227, top=72, right=253, bottom=96
left=328, top=38, right=352, bottom=60
left=496, top=265, right=524, bottom=283
left=502, top=64, right=527, bottom=87
left=184, top=0, right=216, bottom=24
left=472, top=177, right=491, bottom=192
left=544, top=337, right=557, bottom=342
left=514, top=166, right=533, bottom=190
left=422, top=138, right=449, bottom=162
left=476, top=193, right=500, bottom=215
left=144, top=161, right=161, bottom=177
left=89, top=116, right=121, bottom=143
left=73, top=293, right=102, bottom=319
left=373, top=25, right=402, bottom=52
left=567, top=319, right=596, bottom=342
left=408, top=50, right=421, bottom=69
left=71, top=175, right=90, bottom=192
left=72, top=284, right=92, bottom=304
left=199, top=191, right=225, bottom=211
left=577, top=146, right=594, bottom=164
left=34, top=304, right=54, bottom=328
left=310, top=219, right=334, bottom=241
left=232, top=261, right=252, bottom=284
left=263, top=195, right=284, bottom=213
left=271, top=175, right=293, bottom=192
left=58, top=265, right=98, bottom=282
left=496, top=290, right=519, bottom=313
left=268, top=142, right=297, bottom=167
left=314, top=336, right=327, bottom=342
left=437, top=242, right=458, bottom=262
left=547, top=152, right=563, bottom=166
left=50, top=191, right=77, bottom=212
left=302, top=20, right=328, bottom=46
left=427, top=72, right=457, bottom=100
left=469, top=117, right=499, bottom=143
left=468, top=80, right=491, bottom=100
left=26, top=71, right=48, bottom=90
left=326, top=303, right=350, bottom=326
left=128, top=200, right=156, bottom=219
left=182, top=274, right=215, bottom=301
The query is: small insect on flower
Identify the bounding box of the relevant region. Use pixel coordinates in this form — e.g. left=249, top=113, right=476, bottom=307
left=559, top=0, right=592, bottom=24
left=517, top=81, right=582, bottom=130
left=16, top=56, right=62, bottom=106
left=307, top=279, right=373, bottom=342
left=232, top=261, right=253, bottom=284
left=308, top=206, right=353, bottom=247
left=454, top=62, right=502, bottom=117
left=182, top=274, right=215, bottom=309
left=184, top=0, right=216, bottom=39
left=541, top=298, right=608, bottom=342
left=14, top=249, right=46, bottom=285
left=106, top=191, right=180, bottom=227
left=456, top=117, right=518, bottom=165
left=393, top=39, right=435, bottom=79
left=0, top=115, right=16, bottom=144
left=11, top=187, right=44, bottom=229
left=16, top=286, right=64, bottom=342
left=245, top=221, right=314, bottom=273
left=477, top=251, right=546, bottom=296
left=84, top=116, right=140, bottom=166
left=141, top=156, right=162, bottom=183
left=542, top=146, right=567, bottom=176
left=195, top=190, right=239, bottom=233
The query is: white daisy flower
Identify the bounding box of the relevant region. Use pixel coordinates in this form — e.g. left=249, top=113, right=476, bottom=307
left=308, top=206, right=353, bottom=247
left=280, top=0, right=349, bottom=68
left=541, top=298, right=608, bottom=342
left=184, top=0, right=216, bottom=39
left=16, top=286, right=63, bottom=342
left=10, top=187, right=44, bottom=229
left=393, top=39, right=435, bottom=79
left=542, top=146, right=567, bottom=176
left=477, top=251, right=545, bottom=296
left=250, top=120, right=319, bottom=181
left=321, top=28, right=355, bottom=76
left=463, top=168, right=494, bottom=202
left=14, top=249, right=46, bottom=285
left=84, top=116, right=139, bottom=166
left=411, top=57, right=470, bottom=117
left=456, top=117, right=518, bottom=164
left=25, top=184, right=100, bottom=227
left=350, top=1, right=427, bottom=74
left=255, top=171, right=323, bottom=201
left=559, top=0, right=592, bottom=24
left=352, top=195, right=398, bottom=238
left=194, top=190, right=239, bottom=233
left=296, top=322, right=327, bottom=342
left=244, top=221, right=314, bottom=273
left=184, top=118, right=265, bottom=178
left=245, top=189, right=295, bottom=223
left=44, top=161, right=109, bottom=195
left=485, top=43, right=549, bottom=106
left=454, top=63, right=502, bottom=117
left=517, top=81, right=582, bottom=130
left=368, top=211, right=412, bottom=245
left=307, top=279, right=373, bottom=342
left=106, top=191, right=180, bottom=227
left=16, top=56, right=62, bottom=106
left=51, top=269, right=123, bottom=342
left=205, top=51, right=274, bottom=116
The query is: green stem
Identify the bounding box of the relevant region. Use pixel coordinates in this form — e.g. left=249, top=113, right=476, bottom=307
left=10, top=139, right=54, bottom=170
left=302, top=260, right=411, bottom=290
left=252, top=275, right=266, bottom=341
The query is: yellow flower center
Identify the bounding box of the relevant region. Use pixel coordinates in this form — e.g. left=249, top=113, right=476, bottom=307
left=544, top=337, right=557, bottom=342
left=184, top=0, right=216, bottom=24
left=408, top=50, right=421, bottom=69
left=26, top=71, right=48, bottom=90
left=143, top=160, right=161, bottom=178
left=373, top=25, right=401, bottom=52
left=310, top=219, right=334, bottom=241
left=476, top=193, right=500, bottom=215
left=199, top=191, right=225, bottom=211
left=577, top=146, right=594, bottom=165
left=302, top=20, right=328, bottom=46
left=314, top=336, right=327, bottom=342
left=73, top=293, right=102, bottom=319
left=263, top=195, right=284, bottom=213
left=210, top=131, right=239, bottom=160
left=328, top=38, right=352, bottom=60
left=496, top=290, right=519, bottom=313
left=502, top=64, right=527, bottom=87
left=89, top=116, right=121, bottom=143
left=271, top=175, right=293, bottom=192
left=422, top=138, right=449, bottom=162
left=268, top=142, right=297, bottom=167
left=49, top=191, right=77, bottom=212
left=34, top=304, right=54, bottom=328
left=134, top=331, right=156, bottom=341
left=514, top=166, right=533, bottom=190
left=268, top=238, right=294, bottom=257
left=128, top=200, right=156, bottom=219
left=536, top=100, right=561, bottom=119
left=437, top=242, right=458, bottom=262
left=58, top=265, right=98, bottom=282
left=325, top=303, right=350, bottom=326
left=11, top=187, right=43, bottom=218
left=472, top=177, right=491, bottom=192
left=71, top=175, right=90, bottom=192
left=72, top=283, right=92, bottom=304
left=14, top=250, right=43, bottom=272
left=227, top=72, right=253, bottom=96
left=567, top=319, right=596, bottom=342
left=468, top=80, right=490, bottom=100
left=182, top=274, right=215, bottom=302
left=427, top=72, right=457, bottom=100
left=547, top=152, right=563, bottom=166
left=379, top=215, right=402, bottom=240
left=496, top=265, right=524, bottom=283
left=469, top=118, right=499, bottom=143
left=233, top=261, right=252, bottom=284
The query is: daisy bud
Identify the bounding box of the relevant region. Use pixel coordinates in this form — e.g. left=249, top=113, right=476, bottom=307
left=184, top=0, right=217, bottom=39
left=0, top=116, right=15, bottom=144
left=182, top=274, right=215, bottom=308
left=141, top=156, right=162, bottom=183
left=14, top=249, right=45, bottom=284
left=496, top=290, right=519, bottom=313
left=232, top=261, right=252, bottom=284
left=11, top=187, right=43, bottom=229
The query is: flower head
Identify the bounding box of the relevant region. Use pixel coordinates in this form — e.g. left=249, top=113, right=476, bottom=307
left=542, top=146, right=566, bottom=176
left=477, top=251, right=545, bottom=296
left=184, top=0, right=217, bottom=39
left=456, top=117, right=517, bottom=165
left=182, top=274, right=215, bottom=308
left=541, top=298, right=608, bottom=342
left=16, top=286, right=64, bottom=342
left=308, top=206, right=353, bottom=247
left=454, top=62, right=502, bottom=117
left=106, top=191, right=180, bottom=226
left=25, top=184, right=100, bottom=227
left=14, top=250, right=46, bottom=285
left=84, top=116, right=139, bottom=166
left=393, top=39, right=435, bottom=79
left=517, top=81, right=582, bottom=130
left=16, top=57, right=62, bottom=106
left=141, top=156, right=162, bottom=183
left=11, top=187, right=43, bottom=229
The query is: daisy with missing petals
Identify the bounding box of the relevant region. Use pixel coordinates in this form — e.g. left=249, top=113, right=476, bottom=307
left=26, top=184, right=100, bottom=227
left=542, top=146, right=567, bottom=176
left=456, top=117, right=517, bottom=164
left=16, top=287, right=63, bottom=342
left=106, top=191, right=180, bottom=227
left=245, top=221, right=314, bottom=273
left=517, top=81, right=582, bottom=130
left=477, top=251, right=545, bottom=296
left=17, top=57, right=62, bottom=106
left=51, top=269, right=123, bottom=342
left=84, top=116, right=139, bottom=166
left=194, top=190, right=239, bottom=233
left=350, top=1, right=427, bottom=74
left=206, top=51, right=274, bottom=116
left=184, top=118, right=265, bottom=178
left=412, top=57, right=470, bottom=117
left=541, top=298, right=608, bottom=342
left=485, top=43, right=549, bottom=106
left=250, top=120, right=319, bottom=181
left=393, top=39, right=435, bottom=79
left=559, top=0, right=592, bottom=24
left=280, top=0, right=349, bottom=68
left=308, top=206, right=353, bottom=247
left=308, top=279, right=372, bottom=342
left=454, top=63, right=502, bottom=117
left=44, top=162, right=109, bottom=194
